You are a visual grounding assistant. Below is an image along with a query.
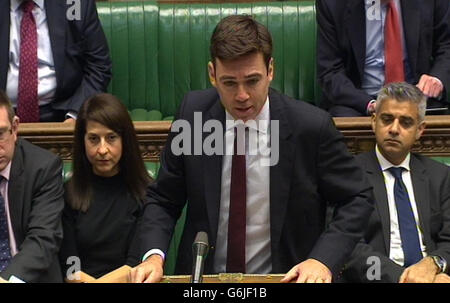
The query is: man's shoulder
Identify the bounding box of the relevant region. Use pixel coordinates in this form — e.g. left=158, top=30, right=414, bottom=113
left=181, top=88, right=221, bottom=112
left=316, top=0, right=351, bottom=13
left=270, top=89, right=334, bottom=128
left=412, top=153, right=450, bottom=174
left=16, top=138, right=60, bottom=165
left=355, top=151, right=374, bottom=160
left=354, top=151, right=376, bottom=167
left=184, top=88, right=219, bottom=101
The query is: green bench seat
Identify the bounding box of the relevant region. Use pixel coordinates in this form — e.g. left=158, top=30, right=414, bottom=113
left=96, top=0, right=320, bottom=119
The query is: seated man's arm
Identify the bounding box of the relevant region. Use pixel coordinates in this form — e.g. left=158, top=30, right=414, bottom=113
left=59, top=201, right=82, bottom=282
left=430, top=167, right=450, bottom=271
left=65, top=0, right=112, bottom=115
left=400, top=166, right=450, bottom=283
left=0, top=157, right=64, bottom=282
left=343, top=241, right=404, bottom=283
left=422, top=0, right=450, bottom=102
left=316, top=0, right=373, bottom=115
left=131, top=95, right=192, bottom=283
left=283, top=115, right=374, bottom=282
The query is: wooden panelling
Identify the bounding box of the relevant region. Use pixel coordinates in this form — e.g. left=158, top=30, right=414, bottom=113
left=18, top=115, right=450, bottom=161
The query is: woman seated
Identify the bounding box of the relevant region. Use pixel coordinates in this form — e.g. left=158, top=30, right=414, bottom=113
left=59, top=93, right=152, bottom=281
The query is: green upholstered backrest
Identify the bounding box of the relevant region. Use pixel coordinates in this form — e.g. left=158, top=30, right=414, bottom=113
left=96, top=1, right=319, bottom=118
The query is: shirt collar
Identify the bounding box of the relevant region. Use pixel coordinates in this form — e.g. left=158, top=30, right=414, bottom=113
left=375, top=144, right=411, bottom=172
left=0, top=161, right=12, bottom=182
left=11, top=0, right=44, bottom=12
left=225, top=96, right=270, bottom=134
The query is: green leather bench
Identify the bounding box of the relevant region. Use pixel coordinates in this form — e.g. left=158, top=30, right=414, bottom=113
left=96, top=0, right=320, bottom=120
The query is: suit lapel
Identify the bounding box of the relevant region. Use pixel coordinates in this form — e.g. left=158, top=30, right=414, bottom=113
left=8, top=139, right=25, bottom=241
left=400, top=0, right=420, bottom=77
left=203, top=97, right=225, bottom=247
left=268, top=89, right=293, bottom=254
left=45, top=0, right=66, bottom=95
left=345, top=0, right=366, bottom=80
left=366, top=151, right=391, bottom=255
left=0, top=0, right=11, bottom=90
left=409, top=155, right=432, bottom=249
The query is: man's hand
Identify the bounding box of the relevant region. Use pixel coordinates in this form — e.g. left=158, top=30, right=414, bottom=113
left=129, top=254, right=164, bottom=283
left=416, top=74, right=444, bottom=98
left=399, top=257, right=439, bottom=283
left=63, top=118, right=76, bottom=124
left=367, top=99, right=376, bottom=116
left=281, top=259, right=332, bottom=283
left=433, top=273, right=450, bottom=283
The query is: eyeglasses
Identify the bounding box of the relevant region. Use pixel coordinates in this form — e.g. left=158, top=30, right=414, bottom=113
left=0, top=128, right=13, bottom=142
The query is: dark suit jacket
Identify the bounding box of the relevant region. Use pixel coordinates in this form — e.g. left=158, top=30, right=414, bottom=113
left=342, top=151, right=450, bottom=283
left=139, top=88, right=374, bottom=278
left=0, top=138, right=64, bottom=282
left=316, top=0, right=450, bottom=115
left=0, top=0, right=112, bottom=118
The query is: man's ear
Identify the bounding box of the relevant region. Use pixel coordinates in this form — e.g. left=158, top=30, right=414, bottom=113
left=416, top=121, right=426, bottom=140
left=371, top=113, right=377, bottom=133
left=208, top=61, right=216, bottom=87
left=11, top=116, right=19, bottom=134
left=268, top=57, right=274, bottom=80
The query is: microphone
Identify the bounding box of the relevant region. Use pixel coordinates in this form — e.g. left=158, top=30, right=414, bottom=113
left=190, top=231, right=209, bottom=283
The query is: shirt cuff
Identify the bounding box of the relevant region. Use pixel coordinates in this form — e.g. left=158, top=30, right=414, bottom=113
left=65, top=111, right=78, bottom=120
left=435, top=77, right=444, bottom=100
left=142, top=249, right=165, bottom=262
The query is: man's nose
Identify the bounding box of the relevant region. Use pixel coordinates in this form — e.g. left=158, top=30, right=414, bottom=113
left=235, top=85, right=250, bottom=102
left=389, top=119, right=400, bottom=136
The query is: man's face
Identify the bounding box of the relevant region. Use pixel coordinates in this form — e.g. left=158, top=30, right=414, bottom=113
left=208, top=52, right=273, bottom=122
left=0, top=107, right=18, bottom=171
left=372, top=98, right=425, bottom=165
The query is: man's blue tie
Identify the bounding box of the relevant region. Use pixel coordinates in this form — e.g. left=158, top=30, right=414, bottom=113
left=0, top=176, right=11, bottom=272
left=388, top=167, right=423, bottom=267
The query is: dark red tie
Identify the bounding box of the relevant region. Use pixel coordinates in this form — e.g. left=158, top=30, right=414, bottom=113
left=226, top=126, right=246, bottom=273
left=17, top=0, right=40, bottom=122
left=384, top=0, right=405, bottom=84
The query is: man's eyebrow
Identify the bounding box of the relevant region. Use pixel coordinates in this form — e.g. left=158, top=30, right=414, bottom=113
left=219, top=73, right=263, bottom=81
left=244, top=73, right=262, bottom=78
left=399, top=116, right=414, bottom=121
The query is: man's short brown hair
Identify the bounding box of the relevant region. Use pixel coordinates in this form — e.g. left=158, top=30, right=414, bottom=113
left=0, top=90, right=16, bottom=124
left=210, top=15, right=273, bottom=70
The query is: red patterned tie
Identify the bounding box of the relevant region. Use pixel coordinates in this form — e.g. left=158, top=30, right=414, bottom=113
left=384, top=1, right=405, bottom=84
left=17, top=0, right=39, bottom=122
left=226, top=126, right=247, bottom=273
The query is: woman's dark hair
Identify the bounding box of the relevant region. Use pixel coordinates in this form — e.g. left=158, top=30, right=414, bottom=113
left=67, top=93, right=151, bottom=212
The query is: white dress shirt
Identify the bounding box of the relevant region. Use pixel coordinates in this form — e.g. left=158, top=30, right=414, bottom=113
left=375, top=146, right=427, bottom=266
left=6, top=0, right=57, bottom=108
left=213, top=97, right=272, bottom=274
